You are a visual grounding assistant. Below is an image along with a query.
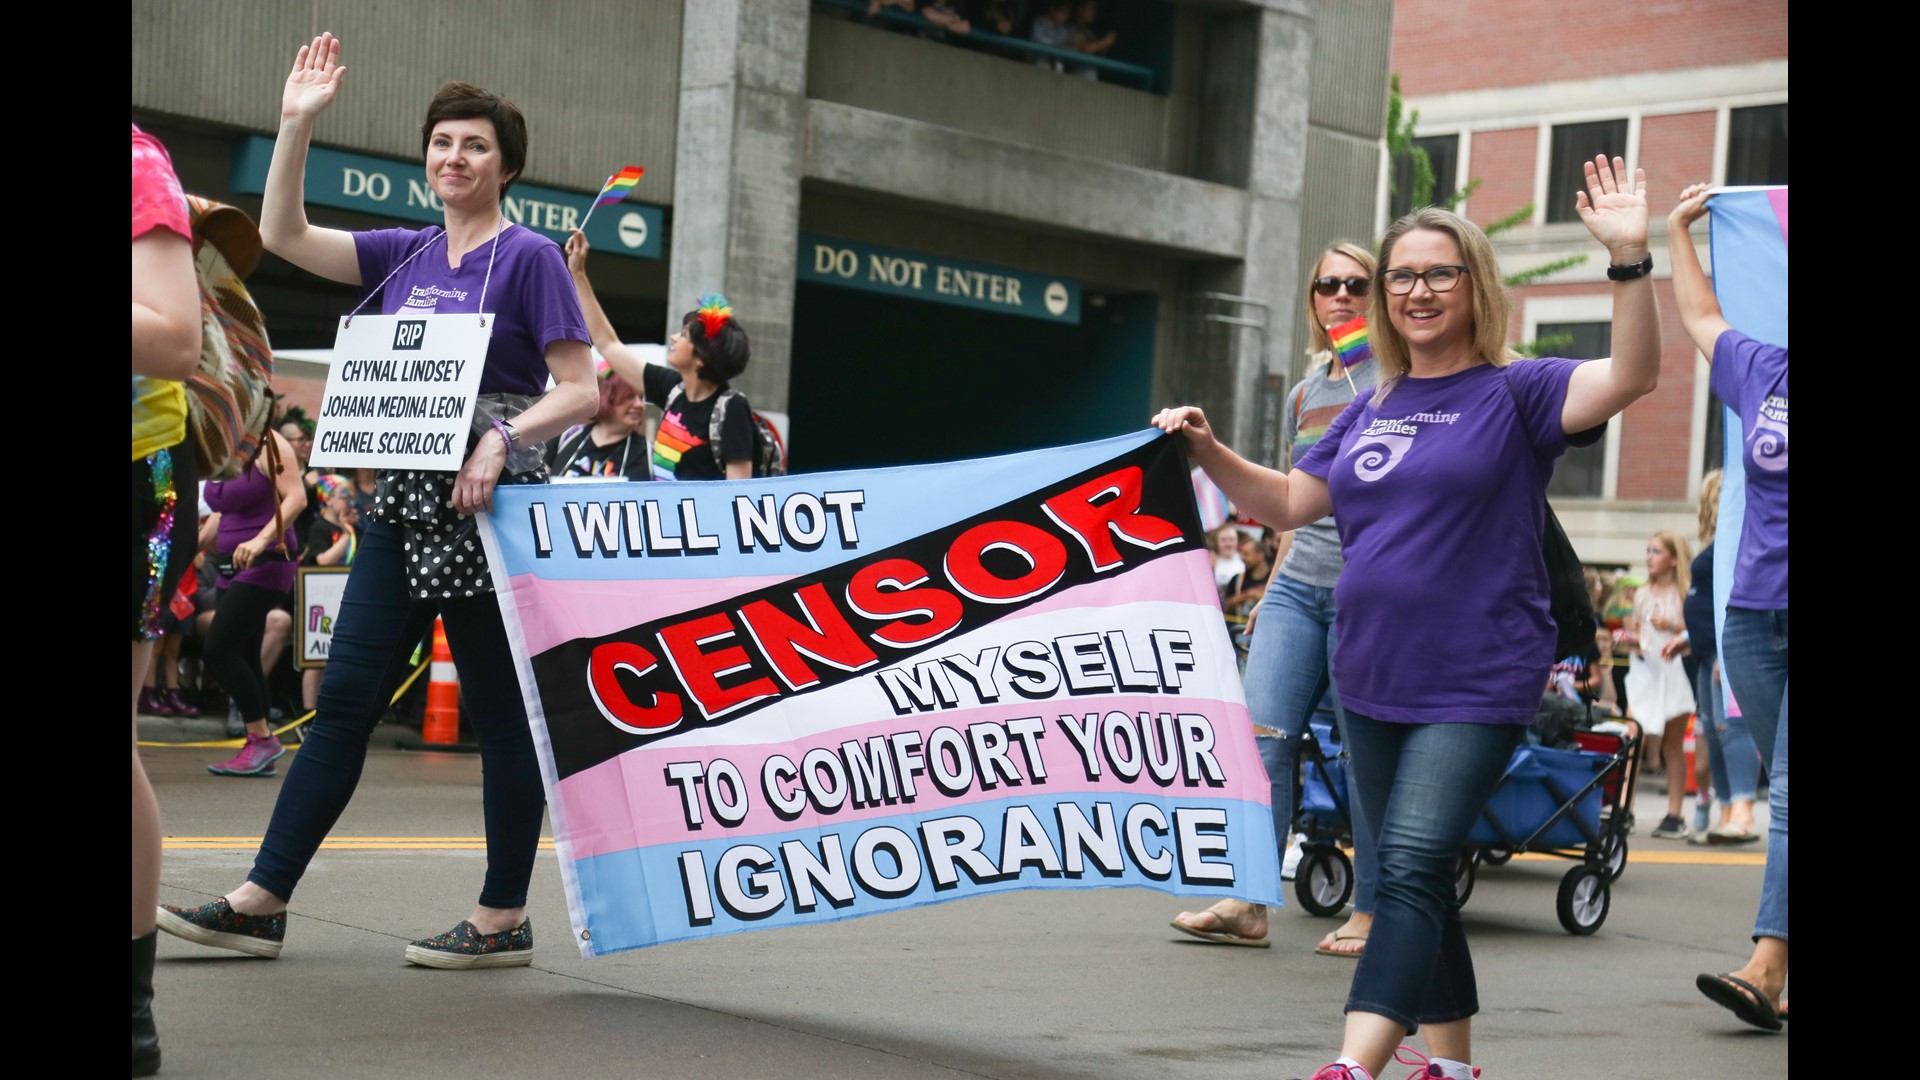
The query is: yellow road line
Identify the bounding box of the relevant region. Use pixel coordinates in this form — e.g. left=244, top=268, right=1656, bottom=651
left=1510, top=850, right=1764, bottom=866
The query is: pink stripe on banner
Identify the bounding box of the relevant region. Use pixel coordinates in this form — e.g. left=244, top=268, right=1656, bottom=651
left=1019, top=549, right=1218, bottom=619
left=509, top=573, right=792, bottom=655
left=512, top=550, right=1218, bottom=657
left=554, top=694, right=1257, bottom=858
left=1767, top=188, right=1789, bottom=248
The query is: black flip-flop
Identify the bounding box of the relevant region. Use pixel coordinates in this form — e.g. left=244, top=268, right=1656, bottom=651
left=1696, top=973, right=1782, bottom=1031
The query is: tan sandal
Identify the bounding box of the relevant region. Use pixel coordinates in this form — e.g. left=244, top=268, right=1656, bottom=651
left=1168, top=909, right=1270, bottom=948
left=1314, top=927, right=1367, bottom=958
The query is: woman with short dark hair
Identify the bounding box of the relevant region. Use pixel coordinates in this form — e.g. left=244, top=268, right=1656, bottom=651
left=157, top=32, right=597, bottom=971
left=566, top=230, right=760, bottom=481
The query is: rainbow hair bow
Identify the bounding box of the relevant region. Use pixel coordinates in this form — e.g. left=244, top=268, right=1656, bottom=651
left=695, top=291, right=733, bottom=338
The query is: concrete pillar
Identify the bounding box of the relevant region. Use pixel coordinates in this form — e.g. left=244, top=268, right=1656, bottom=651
left=668, top=0, right=809, bottom=410
left=1187, top=3, right=1313, bottom=464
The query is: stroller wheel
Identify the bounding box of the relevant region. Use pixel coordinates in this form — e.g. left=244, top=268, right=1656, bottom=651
left=1480, top=848, right=1513, bottom=867
left=1454, top=852, right=1477, bottom=906
left=1294, top=846, right=1353, bottom=917
left=1599, top=832, right=1628, bottom=882
left=1557, top=865, right=1610, bottom=935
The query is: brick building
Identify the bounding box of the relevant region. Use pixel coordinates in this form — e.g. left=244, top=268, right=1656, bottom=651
left=1388, top=2, right=1788, bottom=565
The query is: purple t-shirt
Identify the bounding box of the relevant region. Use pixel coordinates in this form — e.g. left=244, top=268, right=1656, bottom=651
left=354, top=223, right=587, bottom=396
left=1296, top=358, right=1598, bottom=726
left=1709, top=329, right=1788, bottom=610
left=206, top=466, right=299, bottom=595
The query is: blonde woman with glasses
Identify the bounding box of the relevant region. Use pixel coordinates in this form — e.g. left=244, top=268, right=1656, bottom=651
left=1156, top=156, right=1661, bottom=1080
left=1171, top=242, right=1381, bottom=960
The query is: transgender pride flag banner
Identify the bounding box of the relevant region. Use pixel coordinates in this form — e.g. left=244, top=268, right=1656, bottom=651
left=481, top=430, right=1281, bottom=956
left=1705, top=187, right=1788, bottom=650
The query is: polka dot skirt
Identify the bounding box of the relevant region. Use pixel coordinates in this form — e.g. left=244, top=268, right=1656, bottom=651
left=370, top=469, right=495, bottom=600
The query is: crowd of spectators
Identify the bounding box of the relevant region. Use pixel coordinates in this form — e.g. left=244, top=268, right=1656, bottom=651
left=829, top=0, right=1131, bottom=82
left=135, top=407, right=425, bottom=748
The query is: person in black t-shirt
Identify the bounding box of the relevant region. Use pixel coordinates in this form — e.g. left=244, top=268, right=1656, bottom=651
left=565, top=230, right=756, bottom=481
left=299, top=473, right=358, bottom=712
left=300, top=473, right=358, bottom=568
left=546, top=366, right=652, bottom=481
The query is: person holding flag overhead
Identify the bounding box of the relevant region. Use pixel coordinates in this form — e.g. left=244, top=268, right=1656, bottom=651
left=1169, top=241, right=1381, bottom=959
left=1669, top=182, right=1791, bottom=1032
left=566, top=229, right=758, bottom=481
left=156, top=31, right=597, bottom=971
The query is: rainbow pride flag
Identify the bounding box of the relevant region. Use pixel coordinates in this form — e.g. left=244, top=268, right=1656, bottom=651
left=593, top=166, right=645, bottom=208
left=1329, top=316, right=1370, bottom=365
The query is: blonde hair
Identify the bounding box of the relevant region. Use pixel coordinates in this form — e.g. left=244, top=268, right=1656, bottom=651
left=1650, top=529, right=1692, bottom=595
left=1697, top=468, right=1722, bottom=543
left=1368, top=207, right=1517, bottom=402
left=1305, top=241, right=1379, bottom=357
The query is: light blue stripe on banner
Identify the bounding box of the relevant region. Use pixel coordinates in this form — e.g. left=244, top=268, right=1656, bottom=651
left=490, top=429, right=1163, bottom=581
left=1709, top=189, right=1788, bottom=348
left=573, top=792, right=1282, bottom=954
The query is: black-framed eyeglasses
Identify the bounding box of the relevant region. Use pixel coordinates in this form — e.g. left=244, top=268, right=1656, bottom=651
left=1381, top=265, right=1469, bottom=295
left=1311, top=276, right=1370, bottom=298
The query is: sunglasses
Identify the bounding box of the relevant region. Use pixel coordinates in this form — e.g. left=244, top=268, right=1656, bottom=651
left=1312, top=276, right=1370, bottom=298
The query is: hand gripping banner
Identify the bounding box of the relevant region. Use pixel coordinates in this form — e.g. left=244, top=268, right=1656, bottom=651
left=481, top=430, right=1282, bottom=956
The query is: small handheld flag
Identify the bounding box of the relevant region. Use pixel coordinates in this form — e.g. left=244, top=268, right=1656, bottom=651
left=577, top=166, right=645, bottom=233
left=1329, top=316, right=1371, bottom=366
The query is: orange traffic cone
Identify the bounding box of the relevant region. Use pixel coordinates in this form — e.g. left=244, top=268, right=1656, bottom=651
left=421, top=617, right=461, bottom=746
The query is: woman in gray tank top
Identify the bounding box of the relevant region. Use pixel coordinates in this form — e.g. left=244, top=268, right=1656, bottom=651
left=1171, top=242, right=1379, bottom=954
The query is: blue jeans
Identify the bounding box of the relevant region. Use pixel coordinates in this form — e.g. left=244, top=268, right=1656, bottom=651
left=1243, top=572, right=1376, bottom=913
left=248, top=520, right=546, bottom=909
left=1721, top=606, right=1787, bottom=942
left=1694, top=659, right=1759, bottom=804
left=1342, top=713, right=1523, bottom=1031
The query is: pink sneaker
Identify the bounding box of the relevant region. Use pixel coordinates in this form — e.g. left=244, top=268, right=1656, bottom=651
left=1300, top=1067, right=1367, bottom=1080
left=208, top=733, right=286, bottom=776
left=1392, top=1046, right=1480, bottom=1079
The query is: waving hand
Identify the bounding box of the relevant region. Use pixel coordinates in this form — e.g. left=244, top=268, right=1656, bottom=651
left=282, top=32, right=347, bottom=122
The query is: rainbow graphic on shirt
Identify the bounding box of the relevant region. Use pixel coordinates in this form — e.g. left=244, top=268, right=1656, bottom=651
left=1330, top=316, right=1371, bottom=365
left=1293, top=402, right=1350, bottom=462
left=650, top=410, right=705, bottom=482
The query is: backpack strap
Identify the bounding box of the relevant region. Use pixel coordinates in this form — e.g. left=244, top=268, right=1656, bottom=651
left=707, top=388, right=736, bottom=472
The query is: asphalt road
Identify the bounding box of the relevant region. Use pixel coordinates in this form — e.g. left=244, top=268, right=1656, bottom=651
left=140, top=718, right=1788, bottom=1079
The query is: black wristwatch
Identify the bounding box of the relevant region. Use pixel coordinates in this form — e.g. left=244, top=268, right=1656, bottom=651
left=1606, top=255, right=1654, bottom=281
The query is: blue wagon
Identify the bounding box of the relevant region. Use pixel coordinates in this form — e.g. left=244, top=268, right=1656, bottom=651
left=1293, top=723, right=1639, bottom=935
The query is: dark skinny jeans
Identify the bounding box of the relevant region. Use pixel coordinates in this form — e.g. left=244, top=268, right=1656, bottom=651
left=247, top=520, right=544, bottom=909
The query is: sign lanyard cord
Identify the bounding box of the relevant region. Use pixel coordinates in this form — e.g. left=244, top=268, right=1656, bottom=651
left=343, top=215, right=505, bottom=327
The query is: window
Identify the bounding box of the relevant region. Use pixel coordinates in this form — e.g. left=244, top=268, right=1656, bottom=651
left=1538, top=321, right=1610, bottom=497
left=1545, top=120, right=1629, bottom=224
left=1389, top=134, right=1459, bottom=219
left=1726, top=104, right=1788, bottom=186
